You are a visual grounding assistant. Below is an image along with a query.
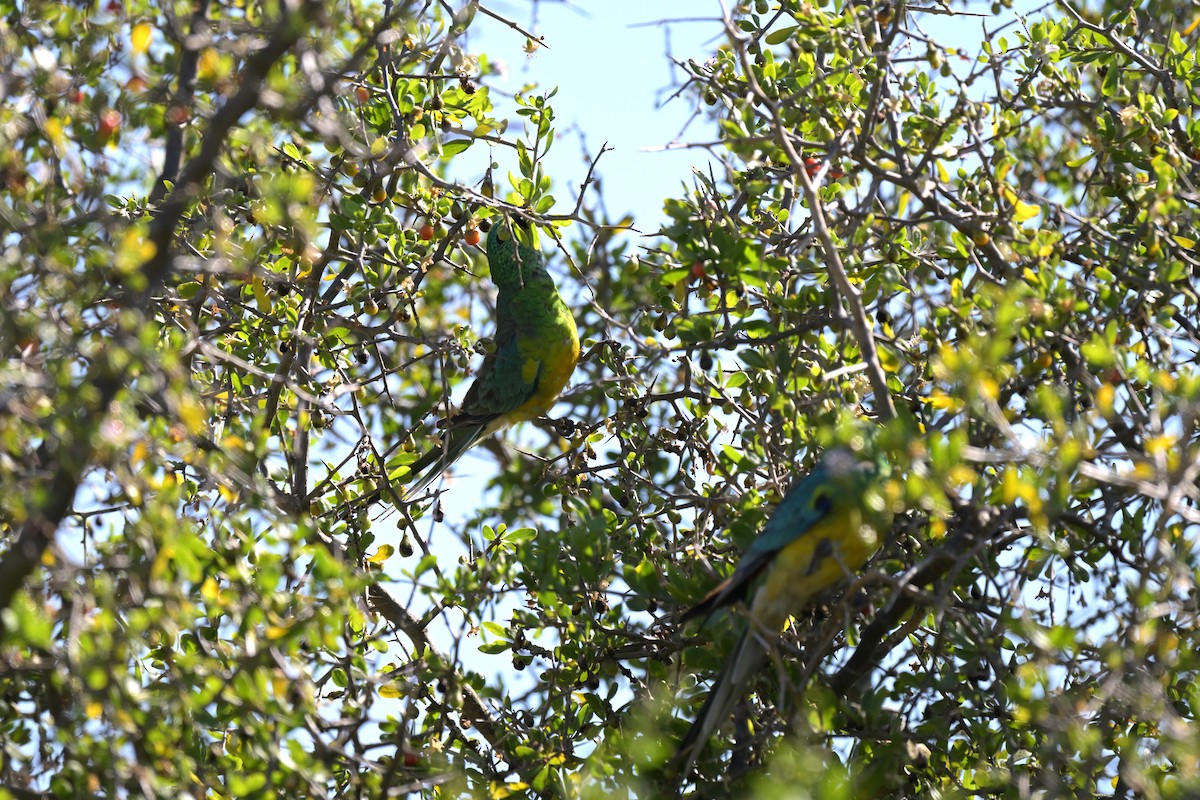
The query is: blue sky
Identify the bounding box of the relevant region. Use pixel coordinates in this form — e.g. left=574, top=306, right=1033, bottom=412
left=473, top=1, right=722, bottom=230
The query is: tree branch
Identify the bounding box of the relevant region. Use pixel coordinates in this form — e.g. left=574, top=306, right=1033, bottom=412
left=831, top=504, right=1021, bottom=694
left=0, top=0, right=325, bottom=624
left=722, top=13, right=897, bottom=422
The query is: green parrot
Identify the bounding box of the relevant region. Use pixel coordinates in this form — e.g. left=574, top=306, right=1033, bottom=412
left=674, top=447, right=891, bottom=775
left=405, top=217, right=580, bottom=497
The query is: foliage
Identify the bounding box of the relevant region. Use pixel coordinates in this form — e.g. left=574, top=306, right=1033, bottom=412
left=1, top=0, right=1199, bottom=798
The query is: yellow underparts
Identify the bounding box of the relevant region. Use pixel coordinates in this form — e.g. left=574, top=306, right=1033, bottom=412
left=509, top=321, right=580, bottom=423
left=750, top=507, right=878, bottom=632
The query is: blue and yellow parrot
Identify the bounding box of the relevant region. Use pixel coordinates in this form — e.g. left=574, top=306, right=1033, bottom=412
left=674, top=447, right=891, bottom=774
left=405, top=217, right=580, bottom=497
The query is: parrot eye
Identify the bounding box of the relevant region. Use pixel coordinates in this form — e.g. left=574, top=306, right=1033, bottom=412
left=812, top=491, right=833, bottom=514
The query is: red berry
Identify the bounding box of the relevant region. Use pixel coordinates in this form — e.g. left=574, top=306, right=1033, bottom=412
left=355, top=86, right=370, bottom=105
left=804, top=157, right=821, bottom=177
left=690, top=261, right=707, bottom=281
left=418, top=223, right=435, bottom=241
left=464, top=229, right=481, bottom=246
left=98, top=109, right=122, bottom=142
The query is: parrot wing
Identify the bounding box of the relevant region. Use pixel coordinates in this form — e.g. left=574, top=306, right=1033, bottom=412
left=404, top=306, right=539, bottom=497
left=679, top=460, right=836, bottom=625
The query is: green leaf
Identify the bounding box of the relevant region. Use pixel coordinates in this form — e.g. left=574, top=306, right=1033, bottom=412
left=765, top=26, right=798, bottom=45
left=441, top=139, right=472, bottom=158
left=413, top=554, right=438, bottom=578
left=1081, top=334, right=1115, bottom=367
left=1, top=592, right=52, bottom=649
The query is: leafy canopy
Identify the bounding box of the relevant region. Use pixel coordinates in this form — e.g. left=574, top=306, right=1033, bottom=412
left=1, top=0, right=1199, bottom=798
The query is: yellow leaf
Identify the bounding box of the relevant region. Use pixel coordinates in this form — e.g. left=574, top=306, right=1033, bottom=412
left=948, top=465, right=977, bottom=487
left=1096, top=382, right=1114, bottom=416
left=86, top=701, right=103, bottom=720
left=928, top=517, right=947, bottom=540
left=177, top=395, right=206, bottom=435
left=1014, top=199, right=1040, bottom=222
left=152, top=544, right=174, bottom=581
left=1001, top=466, right=1024, bottom=505
left=379, top=683, right=405, bottom=699
left=114, top=226, right=157, bottom=274
left=1184, top=13, right=1200, bottom=36
left=1145, top=434, right=1176, bottom=455
left=878, top=346, right=899, bottom=373
left=252, top=274, right=271, bottom=312
left=201, top=576, right=220, bottom=602
left=150, top=472, right=177, bottom=491
left=923, top=391, right=962, bottom=412
left=131, top=22, right=153, bottom=54
left=1132, top=462, right=1156, bottom=480
left=366, top=544, right=395, bottom=565
left=266, top=625, right=291, bottom=640
left=44, top=117, right=66, bottom=149
left=936, top=159, right=949, bottom=184
left=197, top=48, right=220, bottom=80
left=1172, top=234, right=1196, bottom=250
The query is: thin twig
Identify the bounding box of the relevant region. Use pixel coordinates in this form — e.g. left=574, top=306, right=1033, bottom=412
left=721, top=12, right=897, bottom=422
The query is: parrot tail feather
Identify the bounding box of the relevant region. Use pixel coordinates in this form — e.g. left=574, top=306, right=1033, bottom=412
left=672, top=625, right=766, bottom=778
left=678, top=554, right=772, bottom=626
left=403, top=420, right=492, bottom=498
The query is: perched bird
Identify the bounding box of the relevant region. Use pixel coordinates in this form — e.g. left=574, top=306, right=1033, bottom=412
left=405, top=217, right=580, bottom=497
left=674, top=447, right=891, bottom=775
